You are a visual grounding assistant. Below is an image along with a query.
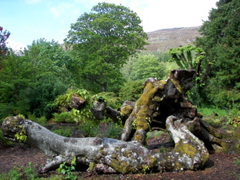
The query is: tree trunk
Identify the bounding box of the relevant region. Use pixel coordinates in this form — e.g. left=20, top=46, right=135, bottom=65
left=2, top=115, right=209, bottom=174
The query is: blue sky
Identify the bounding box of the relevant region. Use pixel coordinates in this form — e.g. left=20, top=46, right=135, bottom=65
left=1, top=0, right=218, bottom=50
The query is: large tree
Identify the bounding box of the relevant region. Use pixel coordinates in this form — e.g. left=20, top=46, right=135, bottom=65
left=195, top=0, right=240, bottom=108
left=65, top=2, right=148, bottom=92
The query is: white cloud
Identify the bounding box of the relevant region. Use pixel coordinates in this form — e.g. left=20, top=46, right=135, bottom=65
left=7, top=39, right=26, bottom=51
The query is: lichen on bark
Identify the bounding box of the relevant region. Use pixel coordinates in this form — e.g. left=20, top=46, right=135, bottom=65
left=2, top=115, right=209, bottom=174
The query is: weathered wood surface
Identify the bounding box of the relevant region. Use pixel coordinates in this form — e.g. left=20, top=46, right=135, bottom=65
left=2, top=115, right=209, bottom=173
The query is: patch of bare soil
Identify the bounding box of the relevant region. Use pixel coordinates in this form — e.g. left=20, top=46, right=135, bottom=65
left=0, top=143, right=239, bottom=180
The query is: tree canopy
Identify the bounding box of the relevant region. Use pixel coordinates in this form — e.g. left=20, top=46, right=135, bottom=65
left=0, top=39, right=73, bottom=119
left=195, top=0, right=240, bottom=108
left=65, top=2, right=148, bottom=92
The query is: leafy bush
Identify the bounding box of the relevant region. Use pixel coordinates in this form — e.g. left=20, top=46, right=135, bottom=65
left=54, top=89, right=94, bottom=123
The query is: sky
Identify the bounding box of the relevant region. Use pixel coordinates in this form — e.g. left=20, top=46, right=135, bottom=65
left=1, top=0, right=218, bottom=50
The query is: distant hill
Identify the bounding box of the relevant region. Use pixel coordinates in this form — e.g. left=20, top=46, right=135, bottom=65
left=145, top=26, right=201, bottom=52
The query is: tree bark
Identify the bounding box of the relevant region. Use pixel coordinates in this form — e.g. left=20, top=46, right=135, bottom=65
left=2, top=115, right=209, bottom=174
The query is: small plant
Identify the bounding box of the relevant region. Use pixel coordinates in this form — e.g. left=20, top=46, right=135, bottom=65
left=14, top=129, right=27, bottom=143
left=57, top=157, right=77, bottom=180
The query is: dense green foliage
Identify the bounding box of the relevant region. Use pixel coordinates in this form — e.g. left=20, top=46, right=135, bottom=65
left=0, top=39, right=73, bottom=120
left=65, top=2, right=148, bottom=92
left=53, top=88, right=94, bottom=123
left=195, top=0, right=240, bottom=108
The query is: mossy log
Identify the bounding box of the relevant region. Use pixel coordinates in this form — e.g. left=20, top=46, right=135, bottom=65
left=2, top=115, right=209, bottom=174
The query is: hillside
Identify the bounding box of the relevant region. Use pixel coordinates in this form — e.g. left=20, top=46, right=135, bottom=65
left=145, top=26, right=201, bottom=52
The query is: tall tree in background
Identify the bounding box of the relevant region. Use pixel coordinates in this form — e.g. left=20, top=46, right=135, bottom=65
left=195, top=0, right=240, bottom=108
left=65, top=2, right=148, bottom=92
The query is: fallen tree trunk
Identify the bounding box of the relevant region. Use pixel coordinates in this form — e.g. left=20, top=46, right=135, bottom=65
left=2, top=115, right=209, bottom=174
